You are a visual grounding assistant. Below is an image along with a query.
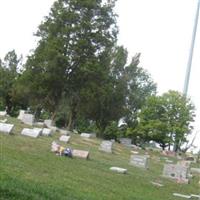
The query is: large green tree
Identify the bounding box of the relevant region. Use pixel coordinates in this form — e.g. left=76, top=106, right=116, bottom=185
left=134, top=90, right=195, bottom=151
left=0, top=50, right=22, bottom=114
left=21, top=0, right=118, bottom=129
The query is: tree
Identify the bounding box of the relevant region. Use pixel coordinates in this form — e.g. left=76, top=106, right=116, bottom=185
left=134, top=90, right=195, bottom=151
left=0, top=50, right=22, bottom=115
left=123, top=53, right=157, bottom=128
left=21, top=0, right=118, bottom=129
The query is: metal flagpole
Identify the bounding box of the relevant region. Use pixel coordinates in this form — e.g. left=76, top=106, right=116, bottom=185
left=183, top=0, right=200, bottom=96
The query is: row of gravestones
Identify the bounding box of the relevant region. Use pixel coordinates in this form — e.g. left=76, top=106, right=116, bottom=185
left=0, top=117, right=197, bottom=184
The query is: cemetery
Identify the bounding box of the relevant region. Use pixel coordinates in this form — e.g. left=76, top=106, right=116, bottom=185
left=0, top=115, right=200, bottom=200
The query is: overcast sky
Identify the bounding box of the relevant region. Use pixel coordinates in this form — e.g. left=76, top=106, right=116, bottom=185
left=0, top=0, right=199, bottom=151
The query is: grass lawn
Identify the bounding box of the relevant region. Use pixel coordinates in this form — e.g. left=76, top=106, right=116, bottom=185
left=0, top=117, right=200, bottom=200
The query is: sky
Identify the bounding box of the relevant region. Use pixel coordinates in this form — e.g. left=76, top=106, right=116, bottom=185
left=0, top=0, right=199, bottom=152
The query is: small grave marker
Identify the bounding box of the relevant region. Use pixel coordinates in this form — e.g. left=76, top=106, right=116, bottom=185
left=0, top=123, right=14, bottom=134
left=72, top=149, right=89, bottom=159
left=59, top=135, right=70, bottom=143
left=21, top=128, right=42, bottom=138
left=130, top=155, right=149, bottom=169
left=110, top=167, right=127, bottom=174
left=99, top=140, right=113, bottom=153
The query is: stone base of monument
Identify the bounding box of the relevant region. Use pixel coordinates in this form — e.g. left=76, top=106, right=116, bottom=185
left=110, top=167, right=127, bottom=174
left=42, top=128, right=52, bottom=136
left=72, top=149, right=89, bottom=159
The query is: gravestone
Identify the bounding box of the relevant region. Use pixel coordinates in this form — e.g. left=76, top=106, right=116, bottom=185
left=0, top=123, right=14, bottom=134
left=110, top=167, right=127, bottom=174
left=21, top=128, right=42, bottom=138
left=59, top=129, right=71, bottom=135
left=119, top=138, right=132, bottom=147
left=99, top=140, right=113, bottom=153
left=81, top=133, right=95, bottom=138
left=17, top=110, right=25, bottom=120
left=162, top=164, right=189, bottom=183
left=190, top=168, right=200, bottom=174
left=59, top=135, right=70, bottom=143
left=44, top=119, right=53, bottom=128
left=42, top=128, right=52, bottom=136
left=0, top=111, right=7, bottom=116
left=21, top=113, right=35, bottom=126
left=177, top=160, right=191, bottom=168
left=130, top=155, right=149, bottom=169
left=72, top=149, right=89, bottom=159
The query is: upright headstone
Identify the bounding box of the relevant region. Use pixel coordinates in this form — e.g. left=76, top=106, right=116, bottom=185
left=0, top=123, right=14, bottom=134
left=17, top=110, right=25, bottom=120
left=72, top=149, right=89, bottom=159
left=21, top=113, right=35, bottom=126
left=42, top=128, right=52, bottom=136
left=44, top=119, right=53, bottom=128
left=162, top=164, right=189, bottom=184
left=130, top=155, right=149, bottom=169
left=119, top=138, right=132, bottom=147
left=0, top=111, right=7, bottom=117
left=21, top=128, right=42, bottom=138
left=99, top=140, right=113, bottom=153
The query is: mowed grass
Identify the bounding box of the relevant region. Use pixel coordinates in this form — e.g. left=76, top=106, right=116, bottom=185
left=0, top=117, right=200, bottom=200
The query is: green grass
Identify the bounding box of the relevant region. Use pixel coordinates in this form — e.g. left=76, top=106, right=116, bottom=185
left=0, top=117, right=200, bottom=200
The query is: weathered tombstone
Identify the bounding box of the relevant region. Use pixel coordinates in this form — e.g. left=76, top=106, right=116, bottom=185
left=21, top=113, right=35, bottom=126
left=99, top=140, right=113, bottom=153
left=0, top=111, right=7, bottom=117
left=130, top=155, right=149, bottom=169
left=110, top=167, right=127, bottom=174
left=59, top=129, right=71, bottom=135
left=42, top=128, right=52, bottom=136
left=44, top=119, right=53, bottom=128
left=34, top=122, right=44, bottom=126
left=17, top=110, right=25, bottom=120
left=119, top=138, right=132, bottom=147
left=72, top=149, right=89, bottom=159
left=80, top=133, right=95, bottom=138
left=0, top=123, right=14, bottom=134
left=21, top=128, right=42, bottom=138
left=162, top=164, right=189, bottom=184
left=59, top=135, right=70, bottom=143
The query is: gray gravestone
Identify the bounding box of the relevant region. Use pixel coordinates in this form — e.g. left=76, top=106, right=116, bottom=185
left=42, top=128, right=52, bottom=136
left=44, top=119, right=53, bottom=128
left=119, top=138, right=132, bottom=147
left=81, top=133, right=95, bottom=138
left=110, top=167, right=127, bottom=174
left=0, top=111, right=7, bottom=116
left=130, top=155, right=149, bottom=169
left=72, top=149, right=89, bottom=159
left=99, top=140, right=113, bottom=153
left=21, top=128, right=42, bottom=138
left=21, top=113, right=35, bottom=126
left=162, top=164, right=189, bottom=183
left=17, top=110, right=25, bottom=120
left=0, top=123, right=14, bottom=134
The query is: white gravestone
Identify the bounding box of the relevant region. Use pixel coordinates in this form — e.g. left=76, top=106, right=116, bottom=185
left=110, top=167, right=127, bottom=174
left=21, top=113, right=35, bottom=126
left=119, top=138, right=132, bottom=147
left=99, top=140, right=113, bottom=153
left=59, top=135, right=71, bottom=143
left=130, top=155, right=149, bottom=169
left=162, top=164, right=189, bottom=184
left=0, top=111, right=7, bottom=116
left=0, top=123, right=14, bottom=134
left=44, top=119, right=53, bottom=128
left=17, top=110, right=25, bottom=120
left=42, top=128, right=52, bottom=136
left=21, top=128, right=42, bottom=138
left=80, top=133, right=95, bottom=138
